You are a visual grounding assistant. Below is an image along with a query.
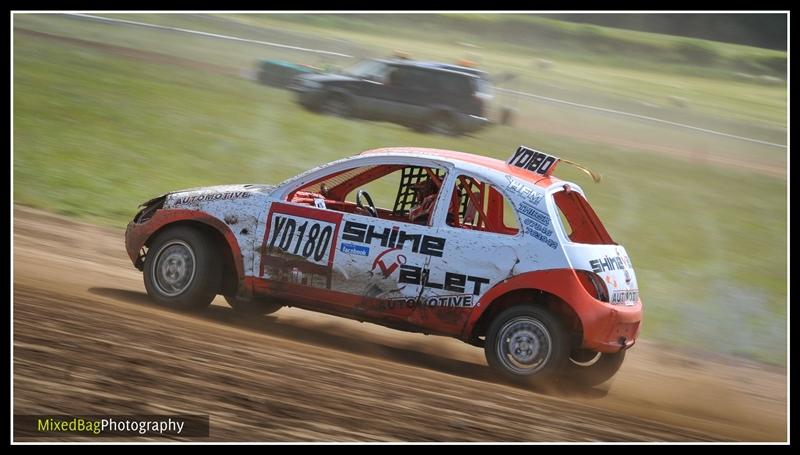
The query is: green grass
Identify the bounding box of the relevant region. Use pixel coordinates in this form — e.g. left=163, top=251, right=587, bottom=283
left=13, top=31, right=786, bottom=365
left=14, top=13, right=787, bottom=140
left=223, top=13, right=788, bottom=131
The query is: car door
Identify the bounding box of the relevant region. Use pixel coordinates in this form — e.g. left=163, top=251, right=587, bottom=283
left=347, top=61, right=393, bottom=118
left=335, top=208, right=445, bottom=322
left=355, top=66, right=424, bottom=123
left=381, top=67, right=433, bottom=122
left=254, top=158, right=453, bottom=325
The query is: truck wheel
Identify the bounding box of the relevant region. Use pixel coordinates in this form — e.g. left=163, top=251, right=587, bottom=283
left=144, top=226, right=220, bottom=311
left=427, top=113, right=459, bottom=136
left=320, top=94, right=352, bottom=118
left=485, top=306, right=569, bottom=385
left=224, top=296, right=282, bottom=315
left=563, top=349, right=626, bottom=387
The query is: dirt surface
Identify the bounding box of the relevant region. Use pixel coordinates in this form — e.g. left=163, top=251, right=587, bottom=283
left=12, top=206, right=787, bottom=442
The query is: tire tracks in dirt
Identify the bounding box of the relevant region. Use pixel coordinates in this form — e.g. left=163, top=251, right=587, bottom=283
left=12, top=206, right=787, bottom=441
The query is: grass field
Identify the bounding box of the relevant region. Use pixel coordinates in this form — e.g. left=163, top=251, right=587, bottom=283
left=15, top=14, right=788, bottom=138
left=12, top=14, right=787, bottom=364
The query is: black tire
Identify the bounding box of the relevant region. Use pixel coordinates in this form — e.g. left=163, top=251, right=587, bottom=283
left=485, top=306, right=569, bottom=385
left=562, top=349, right=626, bottom=387
left=426, top=112, right=460, bottom=136
left=143, top=226, right=221, bottom=311
left=224, top=295, right=282, bottom=315
left=320, top=94, right=352, bottom=118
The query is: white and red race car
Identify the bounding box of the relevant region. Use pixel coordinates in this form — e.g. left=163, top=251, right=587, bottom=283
left=125, top=146, right=642, bottom=386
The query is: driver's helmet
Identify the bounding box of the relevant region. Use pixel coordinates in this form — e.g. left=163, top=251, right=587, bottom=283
left=408, top=178, right=439, bottom=224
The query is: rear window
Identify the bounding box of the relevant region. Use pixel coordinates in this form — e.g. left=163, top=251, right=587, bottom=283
left=553, top=188, right=615, bottom=245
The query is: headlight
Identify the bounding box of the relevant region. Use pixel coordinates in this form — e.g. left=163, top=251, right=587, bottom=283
left=134, top=195, right=165, bottom=223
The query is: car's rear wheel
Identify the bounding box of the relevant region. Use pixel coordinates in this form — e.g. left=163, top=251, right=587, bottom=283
left=485, top=306, right=569, bottom=385
left=144, top=226, right=220, bottom=311
left=563, top=349, right=626, bottom=387
left=224, top=296, right=283, bottom=315
left=320, top=94, right=352, bottom=118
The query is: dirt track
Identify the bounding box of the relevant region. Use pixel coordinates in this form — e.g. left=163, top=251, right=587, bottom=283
left=12, top=206, right=786, bottom=441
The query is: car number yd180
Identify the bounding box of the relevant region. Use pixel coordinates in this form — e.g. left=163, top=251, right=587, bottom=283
left=267, top=214, right=335, bottom=263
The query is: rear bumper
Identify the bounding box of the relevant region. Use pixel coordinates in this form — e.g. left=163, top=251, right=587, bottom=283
left=463, top=268, right=643, bottom=353
left=580, top=303, right=642, bottom=352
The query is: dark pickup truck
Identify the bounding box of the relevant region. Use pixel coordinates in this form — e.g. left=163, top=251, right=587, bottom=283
left=288, top=58, right=492, bottom=136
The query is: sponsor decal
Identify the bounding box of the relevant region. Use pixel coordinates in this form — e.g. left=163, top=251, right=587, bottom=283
left=259, top=203, right=343, bottom=289
left=523, top=222, right=558, bottom=249
left=384, top=294, right=476, bottom=310
left=517, top=202, right=550, bottom=225
left=610, top=289, right=639, bottom=305
left=589, top=255, right=632, bottom=273
left=523, top=218, right=553, bottom=238
left=505, top=176, right=544, bottom=205
left=517, top=201, right=558, bottom=249
left=267, top=214, right=336, bottom=264
left=398, top=265, right=490, bottom=296
left=507, top=146, right=560, bottom=176
left=342, top=221, right=446, bottom=257
left=371, top=248, right=406, bottom=278
left=174, top=191, right=251, bottom=205
left=339, top=242, right=370, bottom=257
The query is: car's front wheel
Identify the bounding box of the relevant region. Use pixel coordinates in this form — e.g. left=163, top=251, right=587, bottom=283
left=320, top=94, right=352, bottom=118
left=144, top=226, right=220, bottom=311
left=485, top=306, right=569, bottom=385
left=224, top=296, right=283, bottom=315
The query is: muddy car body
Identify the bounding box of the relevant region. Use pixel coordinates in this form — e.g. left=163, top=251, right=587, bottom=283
left=125, top=146, right=643, bottom=385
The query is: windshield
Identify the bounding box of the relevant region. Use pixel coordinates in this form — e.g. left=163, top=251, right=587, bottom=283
left=345, top=59, right=389, bottom=79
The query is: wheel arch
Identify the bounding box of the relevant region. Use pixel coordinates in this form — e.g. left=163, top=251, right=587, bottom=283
left=324, top=88, right=355, bottom=105
left=462, top=270, right=590, bottom=348
left=314, top=88, right=358, bottom=117
left=132, top=209, right=245, bottom=297
left=466, top=288, right=583, bottom=349
left=427, top=105, right=458, bottom=120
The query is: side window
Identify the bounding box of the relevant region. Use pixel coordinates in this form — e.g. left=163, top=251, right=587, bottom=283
left=446, top=175, right=519, bottom=235
left=390, top=68, right=428, bottom=88
left=286, top=164, right=447, bottom=226
left=349, top=59, right=390, bottom=82
left=437, top=73, right=472, bottom=95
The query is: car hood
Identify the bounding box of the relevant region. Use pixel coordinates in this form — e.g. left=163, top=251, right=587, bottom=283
left=159, top=184, right=276, bottom=209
